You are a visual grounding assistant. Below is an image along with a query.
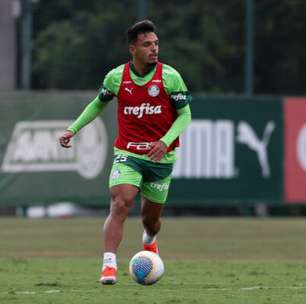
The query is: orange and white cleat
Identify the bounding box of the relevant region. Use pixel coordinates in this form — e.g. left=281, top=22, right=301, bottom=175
left=99, top=266, right=117, bottom=285
left=143, top=239, right=159, bottom=255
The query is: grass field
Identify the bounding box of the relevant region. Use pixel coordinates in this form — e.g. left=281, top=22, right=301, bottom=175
left=0, top=217, right=306, bottom=303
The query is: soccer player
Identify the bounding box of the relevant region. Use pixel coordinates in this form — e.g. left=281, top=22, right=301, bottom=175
left=59, top=20, right=192, bottom=285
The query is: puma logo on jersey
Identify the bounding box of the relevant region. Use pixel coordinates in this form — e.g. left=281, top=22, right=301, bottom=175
left=124, top=87, right=133, bottom=95
left=123, top=103, right=162, bottom=118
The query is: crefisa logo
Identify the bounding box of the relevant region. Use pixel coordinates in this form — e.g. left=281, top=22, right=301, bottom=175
left=1, top=118, right=107, bottom=179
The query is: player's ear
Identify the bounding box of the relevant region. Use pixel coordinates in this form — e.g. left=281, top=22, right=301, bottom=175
left=129, top=44, right=136, bottom=56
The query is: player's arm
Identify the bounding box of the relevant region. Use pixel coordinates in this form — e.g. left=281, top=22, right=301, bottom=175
left=59, top=73, right=117, bottom=148
left=160, top=104, right=191, bottom=147
left=148, top=66, right=192, bottom=161
left=59, top=95, right=111, bottom=148
left=148, top=104, right=191, bottom=161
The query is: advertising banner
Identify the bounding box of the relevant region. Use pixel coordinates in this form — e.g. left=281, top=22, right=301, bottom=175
left=284, top=98, right=306, bottom=203
left=170, top=96, right=283, bottom=205
left=0, top=92, right=116, bottom=206
left=0, top=93, right=285, bottom=206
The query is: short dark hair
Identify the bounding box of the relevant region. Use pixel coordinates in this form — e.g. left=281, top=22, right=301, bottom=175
left=127, top=20, right=157, bottom=44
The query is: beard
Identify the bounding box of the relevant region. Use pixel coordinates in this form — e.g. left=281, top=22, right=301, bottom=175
left=147, top=61, right=157, bottom=67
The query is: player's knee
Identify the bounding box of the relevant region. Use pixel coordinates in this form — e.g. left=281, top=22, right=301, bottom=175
left=110, top=195, right=131, bottom=219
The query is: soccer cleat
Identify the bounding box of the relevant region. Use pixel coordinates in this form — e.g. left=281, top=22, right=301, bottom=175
left=99, top=266, right=117, bottom=285
left=143, top=239, right=159, bottom=255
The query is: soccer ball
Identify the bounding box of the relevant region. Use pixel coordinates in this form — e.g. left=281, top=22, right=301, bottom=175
left=129, top=251, right=164, bottom=285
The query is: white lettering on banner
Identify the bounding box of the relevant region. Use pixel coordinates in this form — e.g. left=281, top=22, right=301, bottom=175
left=1, top=119, right=107, bottom=179
left=123, top=103, right=162, bottom=118
left=172, top=120, right=235, bottom=178
left=297, top=124, right=306, bottom=171
left=172, top=119, right=275, bottom=179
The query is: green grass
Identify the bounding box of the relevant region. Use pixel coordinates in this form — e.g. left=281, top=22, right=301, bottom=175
left=0, top=218, right=306, bottom=303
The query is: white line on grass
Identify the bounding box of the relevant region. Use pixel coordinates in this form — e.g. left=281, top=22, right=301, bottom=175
left=0, top=286, right=305, bottom=296
left=240, top=286, right=305, bottom=291
left=0, top=289, right=61, bottom=295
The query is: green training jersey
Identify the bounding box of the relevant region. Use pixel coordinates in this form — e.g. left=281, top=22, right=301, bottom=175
left=98, top=63, right=191, bottom=110
left=97, top=63, right=192, bottom=163
left=68, top=63, right=192, bottom=164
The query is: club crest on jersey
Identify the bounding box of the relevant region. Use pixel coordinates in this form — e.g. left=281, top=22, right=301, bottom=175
left=147, top=84, right=160, bottom=97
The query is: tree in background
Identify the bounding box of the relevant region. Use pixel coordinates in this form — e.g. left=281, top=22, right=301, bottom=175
left=32, top=0, right=306, bottom=95
left=256, top=0, right=306, bottom=95
left=32, top=1, right=134, bottom=89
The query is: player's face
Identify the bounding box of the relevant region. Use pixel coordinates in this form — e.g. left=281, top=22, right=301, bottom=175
left=130, top=32, right=159, bottom=66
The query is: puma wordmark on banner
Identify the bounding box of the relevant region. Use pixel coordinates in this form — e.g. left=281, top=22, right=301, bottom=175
left=172, top=119, right=275, bottom=179
left=1, top=119, right=108, bottom=179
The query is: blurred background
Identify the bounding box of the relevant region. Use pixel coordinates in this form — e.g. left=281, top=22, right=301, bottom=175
left=1, top=0, right=306, bottom=217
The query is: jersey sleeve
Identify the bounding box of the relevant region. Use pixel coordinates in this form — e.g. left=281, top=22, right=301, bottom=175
left=67, top=96, right=106, bottom=134
left=98, top=64, right=124, bottom=102
left=162, top=64, right=192, bottom=109
left=160, top=104, right=192, bottom=147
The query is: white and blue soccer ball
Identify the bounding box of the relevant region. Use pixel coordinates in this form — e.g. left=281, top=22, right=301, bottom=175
left=129, top=251, right=164, bottom=285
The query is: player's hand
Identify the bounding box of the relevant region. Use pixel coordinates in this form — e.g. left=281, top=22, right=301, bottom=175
left=59, top=130, right=74, bottom=148
left=147, top=141, right=168, bottom=162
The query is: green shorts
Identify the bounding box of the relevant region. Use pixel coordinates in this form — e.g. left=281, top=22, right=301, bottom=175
left=109, top=155, right=173, bottom=204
